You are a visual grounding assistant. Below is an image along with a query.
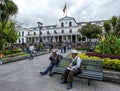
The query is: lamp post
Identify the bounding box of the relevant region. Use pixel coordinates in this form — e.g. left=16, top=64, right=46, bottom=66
left=37, top=22, right=43, bottom=51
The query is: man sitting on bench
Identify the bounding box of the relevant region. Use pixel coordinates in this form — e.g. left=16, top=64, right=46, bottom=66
left=40, top=49, right=62, bottom=76
left=60, top=50, right=83, bottom=89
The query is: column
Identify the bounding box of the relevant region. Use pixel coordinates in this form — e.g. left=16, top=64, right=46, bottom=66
left=76, top=35, right=77, bottom=43
left=57, top=36, right=59, bottom=42
left=53, top=36, right=55, bottom=43
left=71, top=35, right=72, bottom=42
left=46, top=36, right=47, bottom=42
left=66, top=36, right=68, bottom=42
left=27, top=37, right=29, bottom=43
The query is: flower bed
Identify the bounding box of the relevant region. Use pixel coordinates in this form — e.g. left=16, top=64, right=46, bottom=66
left=67, top=53, right=120, bottom=72
left=86, top=52, right=120, bottom=60
left=77, top=53, right=120, bottom=72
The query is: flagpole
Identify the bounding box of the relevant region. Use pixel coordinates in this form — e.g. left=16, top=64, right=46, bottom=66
left=66, top=3, right=67, bottom=16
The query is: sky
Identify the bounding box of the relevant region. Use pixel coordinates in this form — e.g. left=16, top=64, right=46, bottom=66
left=12, top=0, right=120, bottom=28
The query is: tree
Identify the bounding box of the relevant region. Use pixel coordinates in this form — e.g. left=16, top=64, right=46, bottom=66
left=103, top=21, right=111, bottom=34
left=114, top=16, right=120, bottom=37
left=4, top=20, right=19, bottom=43
left=103, top=16, right=120, bottom=37
left=0, top=0, right=18, bottom=50
left=79, top=23, right=102, bottom=42
left=110, top=16, right=118, bottom=31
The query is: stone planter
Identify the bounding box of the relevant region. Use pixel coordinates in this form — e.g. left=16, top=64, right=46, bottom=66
left=0, top=50, right=50, bottom=64
left=0, top=55, right=29, bottom=64
left=103, top=70, right=120, bottom=83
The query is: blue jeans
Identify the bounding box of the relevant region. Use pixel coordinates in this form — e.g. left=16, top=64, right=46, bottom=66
left=29, top=51, right=33, bottom=60
left=43, top=63, right=57, bottom=74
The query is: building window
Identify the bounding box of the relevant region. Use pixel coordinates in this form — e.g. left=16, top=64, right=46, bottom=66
left=47, top=31, right=50, bottom=34
left=26, top=38, right=28, bottom=42
left=82, top=37, right=86, bottom=41
left=61, top=30, right=64, bottom=33
left=61, top=22, right=64, bottom=27
left=22, top=38, right=24, bottom=43
left=54, top=30, right=57, bottom=34
left=69, top=29, right=72, bottom=33
left=28, top=32, right=30, bottom=35
left=78, top=29, right=80, bottom=32
left=22, top=31, right=24, bottom=36
left=34, top=32, right=36, bottom=35
left=40, top=32, right=42, bottom=35
left=69, top=22, right=72, bottom=26
left=19, top=38, right=20, bottom=43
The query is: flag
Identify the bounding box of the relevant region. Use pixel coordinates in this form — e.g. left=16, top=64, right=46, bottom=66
left=63, top=3, right=66, bottom=14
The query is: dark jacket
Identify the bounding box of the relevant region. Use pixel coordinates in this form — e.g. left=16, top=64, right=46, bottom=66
left=49, top=54, right=63, bottom=65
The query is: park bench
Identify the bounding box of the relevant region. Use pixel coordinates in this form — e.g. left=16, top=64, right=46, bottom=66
left=52, top=57, right=103, bottom=86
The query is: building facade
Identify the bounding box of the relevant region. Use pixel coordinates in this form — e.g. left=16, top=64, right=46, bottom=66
left=16, top=16, right=104, bottom=44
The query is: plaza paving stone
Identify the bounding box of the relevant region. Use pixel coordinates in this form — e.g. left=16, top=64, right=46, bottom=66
left=0, top=49, right=120, bottom=91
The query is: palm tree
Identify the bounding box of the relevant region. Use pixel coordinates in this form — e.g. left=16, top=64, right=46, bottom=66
left=114, top=17, right=120, bottom=37
left=103, top=16, right=120, bottom=37
left=103, top=21, right=111, bottom=34
left=0, top=0, right=18, bottom=50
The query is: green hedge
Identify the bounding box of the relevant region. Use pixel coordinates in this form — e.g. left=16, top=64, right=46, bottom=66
left=76, top=48, right=88, bottom=50
left=0, top=48, right=23, bottom=55
left=103, top=58, right=120, bottom=71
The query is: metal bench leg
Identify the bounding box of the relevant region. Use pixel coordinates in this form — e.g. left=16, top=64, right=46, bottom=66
left=88, top=79, right=90, bottom=86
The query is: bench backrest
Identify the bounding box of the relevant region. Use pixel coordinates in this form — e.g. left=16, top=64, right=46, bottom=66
left=82, top=59, right=103, bottom=72
left=59, top=58, right=103, bottom=73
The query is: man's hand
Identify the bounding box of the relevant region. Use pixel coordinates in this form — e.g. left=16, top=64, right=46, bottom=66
left=51, top=54, right=54, bottom=58
left=58, top=57, right=61, bottom=61
left=68, top=64, right=72, bottom=68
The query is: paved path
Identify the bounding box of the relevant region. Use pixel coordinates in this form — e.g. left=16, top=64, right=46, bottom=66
left=0, top=50, right=120, bottom=91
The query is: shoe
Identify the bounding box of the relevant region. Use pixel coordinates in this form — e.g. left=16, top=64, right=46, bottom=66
left=49, top=73, right=54, bottom=77
left=40, top=72, right=46, bottom=75
left=66, top=83, right=72, bottom=89
left=60, top=80, right=68, bottom=84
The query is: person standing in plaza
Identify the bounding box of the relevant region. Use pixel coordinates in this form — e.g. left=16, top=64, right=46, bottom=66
left=40, top=49, right=62, bottom=76
left=29, top=44, right=34, bottom=60
left=61, top=45, right=63, bottom=53
left=0, top=54, right=3, bottom=64
left=68, top=44, right=72, bottom=51
left=60, top=50, right=82, bottom=89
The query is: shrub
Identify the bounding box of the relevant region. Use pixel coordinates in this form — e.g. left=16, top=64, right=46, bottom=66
left=12, top=48, right=22, bottom=53
left=86, top=52, right=120, bottom=60
left=76, top=48, right=88, bottom=50
left=95, top=34, right=120, bottom=55
left=1, top=48, right=23, bottom=55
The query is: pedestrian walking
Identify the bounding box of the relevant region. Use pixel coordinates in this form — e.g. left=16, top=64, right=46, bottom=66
left=29, top=44, right=34, bottom=60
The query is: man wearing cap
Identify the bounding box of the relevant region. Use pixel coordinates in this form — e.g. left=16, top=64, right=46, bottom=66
left=61, top=50, right=82, bottom=89
left=40, top=50, right=62, bottom=76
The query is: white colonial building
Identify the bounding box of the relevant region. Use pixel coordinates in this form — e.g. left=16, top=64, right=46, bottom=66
left=16, top=16, right=104, bottom=44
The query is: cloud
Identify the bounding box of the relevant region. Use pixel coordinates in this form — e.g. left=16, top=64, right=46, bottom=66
left=12, top=0, right=120, bottom=27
